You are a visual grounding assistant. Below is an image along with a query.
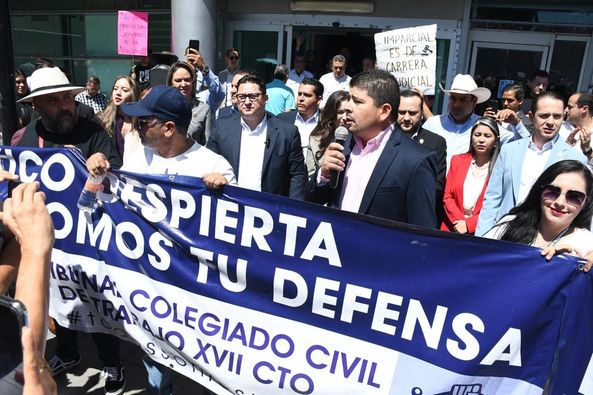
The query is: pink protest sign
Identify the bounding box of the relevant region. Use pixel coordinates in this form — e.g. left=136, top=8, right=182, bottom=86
left=117, top=11, right=148, bottom=56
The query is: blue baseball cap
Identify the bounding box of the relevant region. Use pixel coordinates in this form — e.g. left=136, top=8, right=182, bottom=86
left=120, top=85, right=192, bottom=128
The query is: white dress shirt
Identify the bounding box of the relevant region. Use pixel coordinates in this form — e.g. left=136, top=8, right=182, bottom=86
left=518, top=138, right=554, bottom=203
left=238, top=116, right=267, bottom=191
left=319, top=72, right=351, bottom=107
left=287, top=69, right=314, bottom=98
left=294, top=110, right=320, bottom=157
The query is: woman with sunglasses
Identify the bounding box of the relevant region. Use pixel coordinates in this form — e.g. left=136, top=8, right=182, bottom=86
left=483, top=160, right=593, bottom=269
left=166, top=61, right=212, bottom=145
left=441, top=117, right=501, bottom=234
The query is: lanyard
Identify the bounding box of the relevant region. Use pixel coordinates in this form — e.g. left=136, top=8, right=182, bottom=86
left=546, top=227, right=571, bottom=247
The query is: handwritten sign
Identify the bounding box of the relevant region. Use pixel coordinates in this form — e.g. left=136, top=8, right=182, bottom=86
left=117, top=11, right=148, bottom=56
left=375, top=24, right=437, bottom=90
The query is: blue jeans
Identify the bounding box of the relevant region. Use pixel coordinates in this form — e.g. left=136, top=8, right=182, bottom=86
left=142, top=353, right=174, bottom=395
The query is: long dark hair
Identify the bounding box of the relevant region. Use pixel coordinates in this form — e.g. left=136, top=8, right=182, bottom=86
left=468, top=116, right=501, bottom=176
left=310, top=90, right=349, bottom=156
left=499, top=160, right=593, bottom=244
left=166, top=61, right=197, bottom=99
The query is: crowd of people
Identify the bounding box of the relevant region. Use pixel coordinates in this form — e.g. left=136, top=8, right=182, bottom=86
left=3, top=43, right=593, bottom=395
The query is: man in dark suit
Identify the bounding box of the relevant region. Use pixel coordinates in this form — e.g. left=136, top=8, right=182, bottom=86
left=207, top=75, right=307, bottom=199
left=397, top=90, right=447, bottom=200
left=306, top=69, right=438, bottom=227
left=278, top=78, right=323, bottom=156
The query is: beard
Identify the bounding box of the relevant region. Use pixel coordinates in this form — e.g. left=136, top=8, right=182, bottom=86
left=41, top=110, right=78, bottom=135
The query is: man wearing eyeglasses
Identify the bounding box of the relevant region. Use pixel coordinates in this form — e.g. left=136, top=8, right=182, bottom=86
left=86, top=85, right=235, bottom=394
left=207, top=75, right=307, bottom=199
left=87, top=85, right=235, bottom=187
left=476, top=91, right=588, bottom=236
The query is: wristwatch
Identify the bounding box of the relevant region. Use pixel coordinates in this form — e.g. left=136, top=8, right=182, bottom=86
left=202, top=66, right=210, bottom=75
left=584, top=146, right=593, bottom=158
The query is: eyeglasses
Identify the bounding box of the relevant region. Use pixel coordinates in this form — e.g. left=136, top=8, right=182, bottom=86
left=541, top=184, right=587, bottom=207
left=236, top=93, right=262, bottom=103
left=137, top=118, right=162, bottom=130
left=228, top=56, right=239, bottom=60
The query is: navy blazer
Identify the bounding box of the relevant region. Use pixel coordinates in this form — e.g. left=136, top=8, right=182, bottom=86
left=414, top=127, right=447, bottom=199
left=207, top=113, right=307, bottom=199
left=306, top=127, right=438, bottom=228
left=277, top=110, right=298, bottom=124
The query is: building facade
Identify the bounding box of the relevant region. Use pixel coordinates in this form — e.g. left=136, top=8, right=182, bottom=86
left=10, top=0, right=593, bottom=113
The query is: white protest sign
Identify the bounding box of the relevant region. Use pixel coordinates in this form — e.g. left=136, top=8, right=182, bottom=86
left=375, top=24, right=437, bottom=90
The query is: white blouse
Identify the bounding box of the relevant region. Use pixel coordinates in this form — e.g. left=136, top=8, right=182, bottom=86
left=484, top=215, right=593, bottom=258
left=462, top=161, right=488, bottom=217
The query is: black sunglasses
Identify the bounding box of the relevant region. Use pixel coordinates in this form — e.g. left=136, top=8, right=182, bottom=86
left=137, top=118, right=162, bottom=130
left=541, top=184, right=587, bottom=207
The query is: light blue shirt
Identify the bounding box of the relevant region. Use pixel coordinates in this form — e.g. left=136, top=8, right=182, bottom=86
left=265, top=79, right=296, bottom=115
left=196, top=68, right=225, bottom=112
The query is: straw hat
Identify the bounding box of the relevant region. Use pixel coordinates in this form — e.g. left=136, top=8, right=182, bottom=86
left=18, top=67, right=85, bottom=103
left=440, top=74, right=491, bottom=103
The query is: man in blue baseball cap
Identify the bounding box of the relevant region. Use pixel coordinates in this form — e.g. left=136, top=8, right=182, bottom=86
left=85, top=84, right=235, bottom=394
left=86, top=85, right=235, bottom=189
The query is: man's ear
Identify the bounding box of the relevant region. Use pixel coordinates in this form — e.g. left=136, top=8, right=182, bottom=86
left=379, top=103, right=392, bottom=122
left=163, top=121, right=176, bottom=137
left=528, top=111, right=533, bottom=121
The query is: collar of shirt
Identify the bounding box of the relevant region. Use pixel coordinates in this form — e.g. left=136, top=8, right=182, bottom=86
left=241, top=115, right=268, bottom=135
left=528, top=134, right=557, bottom=152
left=291, top=69, right=305, bottom=78
left=296, top=109, right=320, bottom=125
left=445, top=112, right=479, bottom=131
left=352, top=124, right=393, bottom=154
left=333, top=74, right=348, bottom=83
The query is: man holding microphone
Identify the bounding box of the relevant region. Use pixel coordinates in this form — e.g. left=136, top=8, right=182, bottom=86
left=305, top=69, right=438, bottom=228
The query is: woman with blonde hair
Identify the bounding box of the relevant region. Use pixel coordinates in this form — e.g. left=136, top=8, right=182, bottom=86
left=98, top=75, right=140, bottom=161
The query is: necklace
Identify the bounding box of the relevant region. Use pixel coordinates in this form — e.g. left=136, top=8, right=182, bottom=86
left=470, top=160, right=489, bottom=177
left=538, top=226, right=571, bottom=248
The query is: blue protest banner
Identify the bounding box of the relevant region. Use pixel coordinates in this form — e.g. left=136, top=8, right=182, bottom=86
left=1, top=147, right=591, bottom=394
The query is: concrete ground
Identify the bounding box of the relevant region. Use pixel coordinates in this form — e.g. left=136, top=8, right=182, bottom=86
left=0, top=331, right=209, bottom=394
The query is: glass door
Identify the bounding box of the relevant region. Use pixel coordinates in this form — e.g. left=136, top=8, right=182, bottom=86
left=229, top=23, right=285, bottom=83
left=468, top=30, right=552, bottom=98
left=548, top=35, right=590, bottom=94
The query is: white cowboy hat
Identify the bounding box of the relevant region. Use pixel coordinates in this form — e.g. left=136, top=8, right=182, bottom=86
left=440, top=74, right=491, bottom=104
left=18, top=67, right=85, bottom=103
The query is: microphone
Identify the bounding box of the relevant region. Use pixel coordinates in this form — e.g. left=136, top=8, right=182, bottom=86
left=265, top=138, right=270, bottom=149
left=329, top=126, right=349, bottom=189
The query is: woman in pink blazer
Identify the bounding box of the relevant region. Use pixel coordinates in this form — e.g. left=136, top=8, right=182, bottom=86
left=441, top=117, right=501, bottom=234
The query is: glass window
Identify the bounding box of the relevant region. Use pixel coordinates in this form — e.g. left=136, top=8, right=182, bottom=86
left=11, top=12, right=170, bottom=89
left=433, top=39, right=450, bottom=113
left=233, top=30, right=279, bottom=83
left=549, top=39, right=587, bottom=97
left=472, top=0, right=593, bottom=26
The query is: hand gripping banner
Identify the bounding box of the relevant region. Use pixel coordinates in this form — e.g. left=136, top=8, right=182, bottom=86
left=1, top=147, right=592, bottom=395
